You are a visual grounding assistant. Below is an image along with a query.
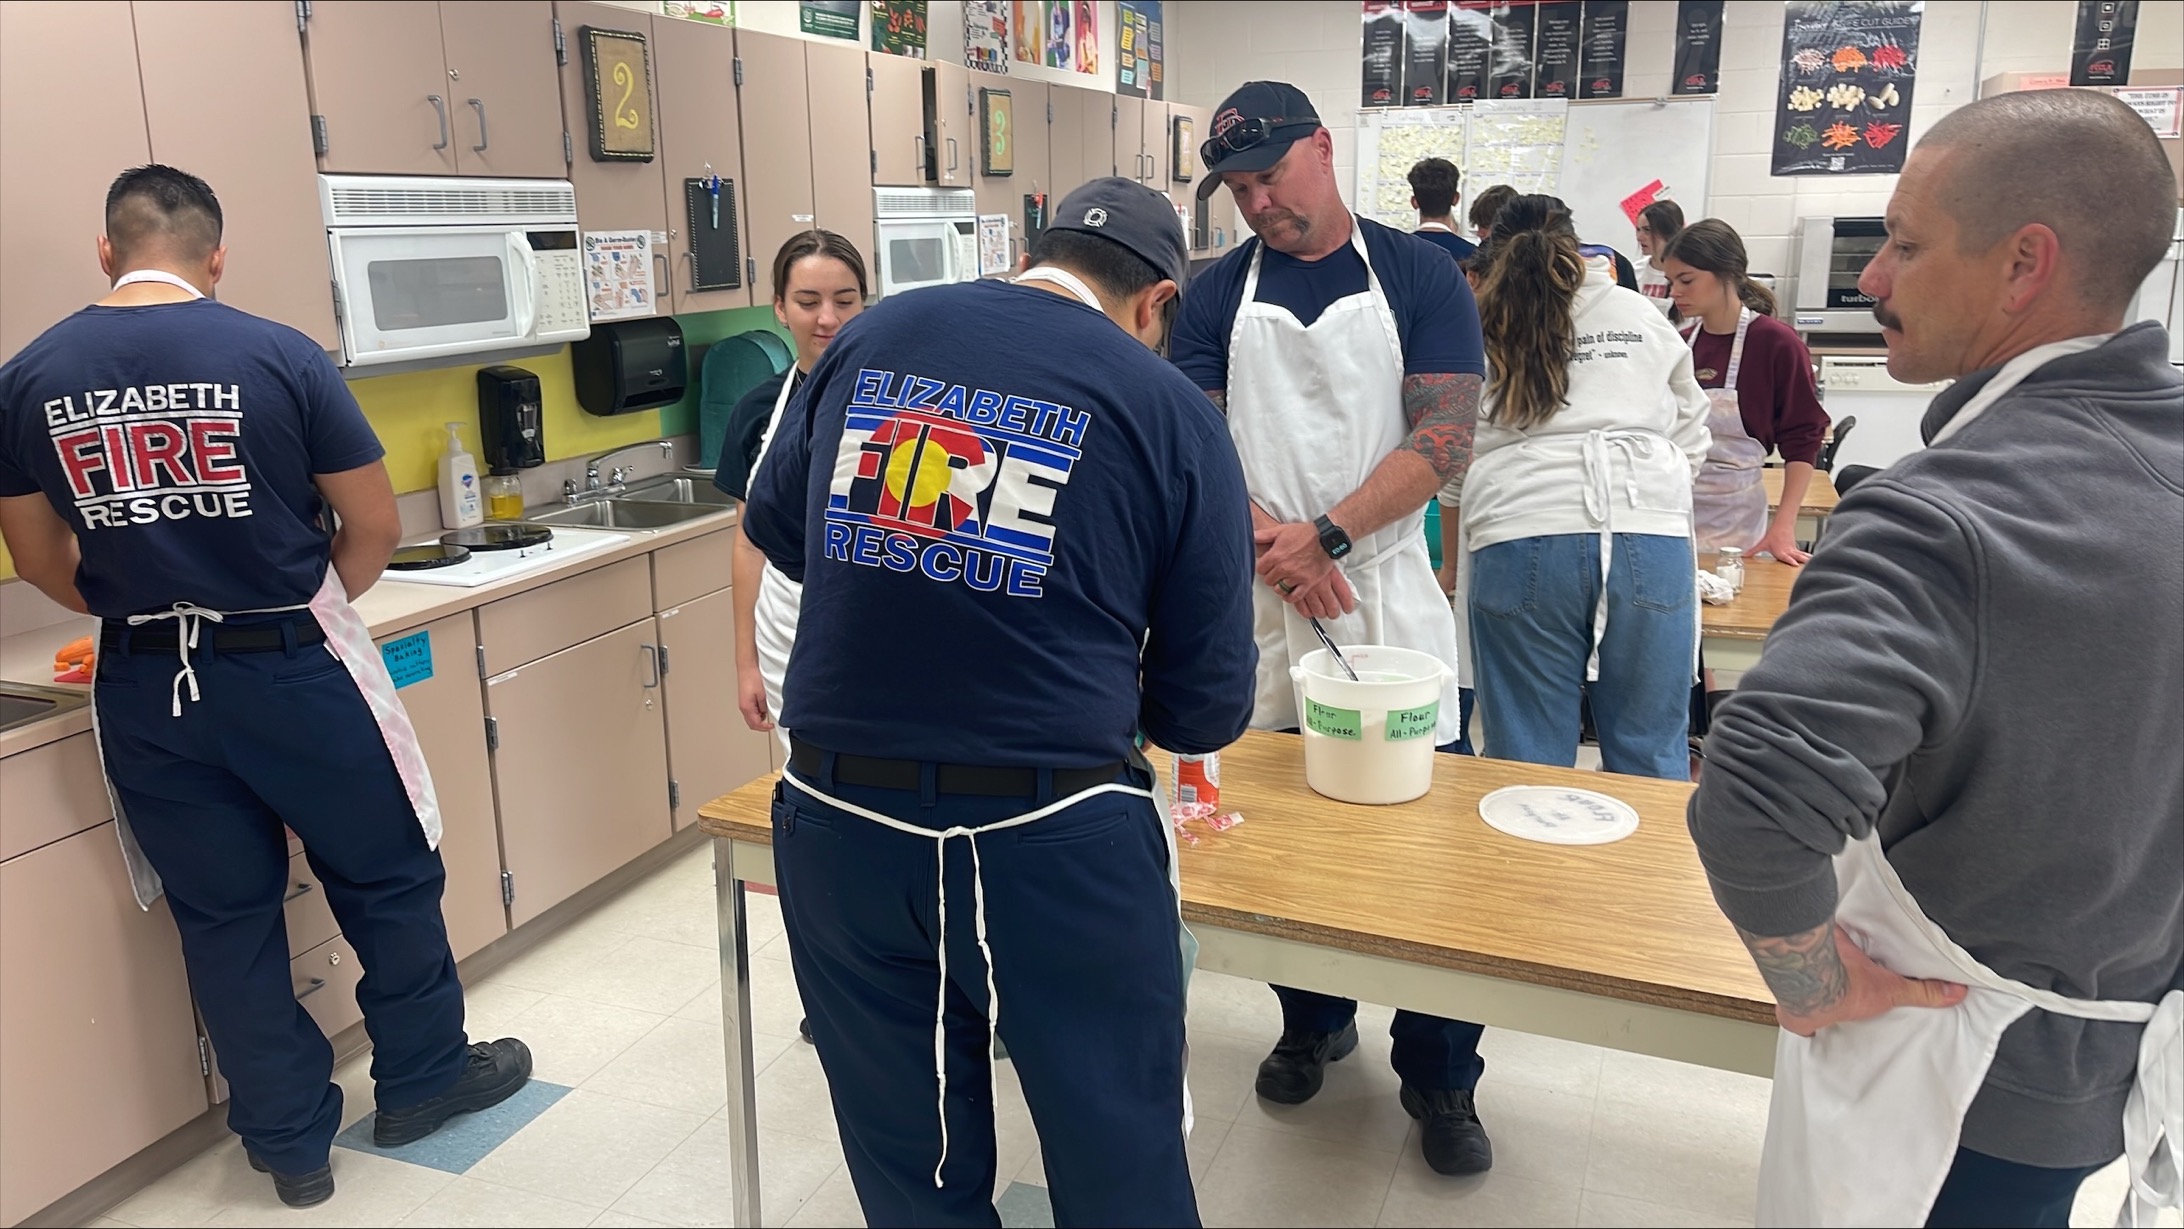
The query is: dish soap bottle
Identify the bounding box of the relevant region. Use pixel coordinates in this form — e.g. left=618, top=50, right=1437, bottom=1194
left=438, top=422, right=483, bottom=530
left=484, top=470, right=524, bottom=521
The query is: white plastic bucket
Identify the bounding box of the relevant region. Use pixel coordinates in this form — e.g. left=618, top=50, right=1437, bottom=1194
left=1288, top=644, right=1451, bottom=805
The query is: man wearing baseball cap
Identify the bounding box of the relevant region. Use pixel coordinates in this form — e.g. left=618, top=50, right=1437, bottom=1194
left=744, top=177, right=1256, bottom=1226
left=1172, top=80, right=1496, bottom=1177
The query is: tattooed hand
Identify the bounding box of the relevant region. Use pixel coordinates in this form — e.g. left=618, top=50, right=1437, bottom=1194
left=1739, top=922, right=1967, bottom=1037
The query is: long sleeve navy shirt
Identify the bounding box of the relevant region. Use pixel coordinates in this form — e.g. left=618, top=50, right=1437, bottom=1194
left=743, top=278, right=1259, bottom=767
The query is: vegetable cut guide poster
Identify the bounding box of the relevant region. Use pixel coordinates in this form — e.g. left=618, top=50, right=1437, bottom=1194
left=1771, top=1, right=1923, bottom=176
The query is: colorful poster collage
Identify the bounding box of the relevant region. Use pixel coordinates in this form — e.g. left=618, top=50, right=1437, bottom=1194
left=1000, top=0, right=1097, bottom=75
left=870, top=0, right=926, bottom=58
left=1770, top=1, right=1922, bottom=176
left=1117, top=1, right=1164, bottom=100
left=1368, top=1, right=1631, bottom=108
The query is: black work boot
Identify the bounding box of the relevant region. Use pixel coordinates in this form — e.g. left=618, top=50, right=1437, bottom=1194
left=1400, top=1083, right=1494, bottom=1175
left=1253, top=1020, right=1360, bottom=1105
left=373, top=1038, right=533, bottom=1147
left=246, top=1151, right=335, bottom=1208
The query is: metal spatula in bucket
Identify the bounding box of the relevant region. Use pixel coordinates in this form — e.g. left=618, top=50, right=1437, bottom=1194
left=1309, top=618, right=1360, bottom=681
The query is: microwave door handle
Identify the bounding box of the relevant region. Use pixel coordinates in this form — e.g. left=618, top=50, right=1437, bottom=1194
left=505, top=234, right=537, bottom=340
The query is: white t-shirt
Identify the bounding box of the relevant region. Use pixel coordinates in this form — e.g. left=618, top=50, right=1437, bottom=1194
left=1632, top=254, right=1675, bottom=314
left=1461, top=261, right=1713, bottom=552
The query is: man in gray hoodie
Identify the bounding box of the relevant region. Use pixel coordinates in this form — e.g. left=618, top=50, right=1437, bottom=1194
left=1688, top=89, right=2181, bottom=1229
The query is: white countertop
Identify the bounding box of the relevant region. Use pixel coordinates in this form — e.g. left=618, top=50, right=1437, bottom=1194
left=0, top=505, right=737, bottom=759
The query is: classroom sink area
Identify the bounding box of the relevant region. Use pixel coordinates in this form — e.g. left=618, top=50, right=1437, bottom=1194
left=617, top=476, right=734, bottom=506
left=523, top=500, right=725, bottom=530
left=0, top=682, right=87, bottom=732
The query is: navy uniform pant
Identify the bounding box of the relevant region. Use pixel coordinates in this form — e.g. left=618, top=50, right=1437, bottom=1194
left=771, top=761, right=1198, bottom=1228
left=95, top=619, right=467, bottom=1174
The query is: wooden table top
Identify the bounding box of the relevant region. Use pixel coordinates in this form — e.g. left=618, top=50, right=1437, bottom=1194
left=1700, top=556, right=1801, bottom=642
left=697, top=731, right=1774, bottom=1025
left=1764, top=466, right=1839, bottom=513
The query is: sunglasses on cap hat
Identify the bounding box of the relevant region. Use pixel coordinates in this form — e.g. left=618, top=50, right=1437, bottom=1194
left=1199, top=117, right=1317, bottom=172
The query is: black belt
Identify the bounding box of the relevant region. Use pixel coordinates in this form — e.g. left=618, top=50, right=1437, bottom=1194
left=104, top=621, right=326, bottom=655
left=788, top=735, right=1125, bottom=799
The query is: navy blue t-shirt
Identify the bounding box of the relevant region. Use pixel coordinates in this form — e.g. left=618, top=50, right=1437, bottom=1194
left=712, top=368, right=799, bottom=501
left=744, top=279, right=1258, bottom=767
left=1170, top=216, right=1487, bottom=391
left=0, top=300, right=385, bottom=617
left=1413, top=227, right=1478, bottom=263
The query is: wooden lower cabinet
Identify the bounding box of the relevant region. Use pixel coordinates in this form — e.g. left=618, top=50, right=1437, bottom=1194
left=485, top=619, right=672, bottom=926
left=657, top=590, right=773, bottom=828
left=291, top=934, right=367, bottom=1040
left=0, top=824, right=207, bottom=1226
left=377, top=613, right=507, bottom=962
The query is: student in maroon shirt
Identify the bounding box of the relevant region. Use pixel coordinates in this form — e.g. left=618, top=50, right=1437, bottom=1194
left=1659, top=220, right=1830, bottom=564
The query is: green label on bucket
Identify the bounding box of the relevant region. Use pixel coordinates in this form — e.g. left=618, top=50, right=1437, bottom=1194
left=1386, top=702, right=1441, bottom=742
left=1305, top=698, right=1363, bottom=740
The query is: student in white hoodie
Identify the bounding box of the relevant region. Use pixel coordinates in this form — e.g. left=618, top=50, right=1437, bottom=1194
left=1461, top=195, right=1712, bottom=780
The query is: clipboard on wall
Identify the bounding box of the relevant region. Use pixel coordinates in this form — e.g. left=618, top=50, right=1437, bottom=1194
left=684, top=177, right=743, bottom=292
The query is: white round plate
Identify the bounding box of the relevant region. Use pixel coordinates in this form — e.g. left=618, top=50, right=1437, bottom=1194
left=1477, top=785, right=1640, bottom=846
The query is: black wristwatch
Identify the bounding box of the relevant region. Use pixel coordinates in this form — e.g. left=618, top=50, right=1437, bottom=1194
left=1314, top=514, right=1353, bottom=561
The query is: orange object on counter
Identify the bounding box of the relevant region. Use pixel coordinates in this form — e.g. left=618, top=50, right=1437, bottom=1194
left=53, top=635, right=95, bottom=684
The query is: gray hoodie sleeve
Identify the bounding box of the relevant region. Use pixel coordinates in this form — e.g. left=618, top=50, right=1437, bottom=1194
left=1686, top=476, right=1982, bottom=937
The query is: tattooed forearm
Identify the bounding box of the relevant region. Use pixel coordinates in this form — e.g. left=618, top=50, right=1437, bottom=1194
left=1402, top=373, right=1481, bottom=482
left=1739, top=921, right=1848, bottom=1016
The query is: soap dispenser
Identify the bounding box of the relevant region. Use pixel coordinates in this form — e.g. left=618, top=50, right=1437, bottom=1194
left=437, top=421, right=484, bottom=530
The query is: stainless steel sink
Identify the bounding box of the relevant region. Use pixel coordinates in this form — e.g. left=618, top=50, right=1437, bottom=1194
left=523, top=499, right=726, bottom=530
left=0, top=681, right=87, bottom=732
left=618, top=476, right=734, bottom=507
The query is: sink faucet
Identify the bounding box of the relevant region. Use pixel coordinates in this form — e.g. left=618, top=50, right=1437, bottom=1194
left=569, top=440, right=674, bottom=503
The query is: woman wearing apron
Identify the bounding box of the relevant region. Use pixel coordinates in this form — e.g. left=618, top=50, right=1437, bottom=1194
left=1460, top=194, right=1712, bottom=780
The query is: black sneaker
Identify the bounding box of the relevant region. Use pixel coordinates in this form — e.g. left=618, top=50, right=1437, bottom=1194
left=1400, top=1083, right=1494, bottom=1176
left=798, top=1017, right=813, bottom=1044
left=1254, top=1020, right=1360, bottom=1105
left=245, top=1150, right=335, bottom=1208
left=372, top=1038, right=533, bottom=1148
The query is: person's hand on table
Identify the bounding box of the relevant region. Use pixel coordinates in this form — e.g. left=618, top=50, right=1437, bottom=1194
left=1255, top=521, right=1337, bottom=596
left=1282, top=566, right=1356, bottom=620
left=735, top=664, right=775, bottom=732
left=1752, top=524, right=1811, bottom=566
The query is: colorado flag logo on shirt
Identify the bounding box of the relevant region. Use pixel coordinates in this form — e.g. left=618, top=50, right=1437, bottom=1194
left=822, top=367, right=1087, bottom=599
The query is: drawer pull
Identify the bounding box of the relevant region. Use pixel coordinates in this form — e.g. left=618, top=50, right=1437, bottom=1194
left=283, top=881, right=315, bottom=904
left=297, top=976, right=328, bottom=1001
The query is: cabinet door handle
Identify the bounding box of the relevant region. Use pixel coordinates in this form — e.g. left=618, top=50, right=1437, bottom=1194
left=282, top=880, right=315, bottom=905
left=468, top=98, right=489, bottom=153
left=296, top=976, right=328, bottom=1001
left=428, top=94, right=450, bottom=151
left=915, top=133, right=926, bottom=177
left=946, top=137, right=959, bottom=177
left=641, top=644, right=662, bottom=689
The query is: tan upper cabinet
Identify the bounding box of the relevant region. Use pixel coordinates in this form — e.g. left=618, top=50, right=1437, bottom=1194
left=1047, top=86, right=1084, bottom=203
left=930, top=60, right=973, bottom=189
left=653, top=14, right=751, bottom=312
left=1, top=824, right=206, bottom=1227
left=556, top=3, right=669, bottom=255
left=808, top=42, right=876, bottom=280
left=1047, top=84, right=1113, bottom=200
left=869, top=52, right=925, bottom=187
left=736, top=30, right=817, bottom=305
left=1115, top=94, right=1148, bottom=185
left=133, top=0, right=338, bottom=351
left=0, top=0, right=150, bottom=363
left=437, top=0, right=565, bottom=179
left=1144, top=101, right=1172, bottom=193
left=1079, top=88, right=1117, bottom=186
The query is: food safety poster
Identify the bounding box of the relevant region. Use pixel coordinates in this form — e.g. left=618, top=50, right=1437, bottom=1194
left=582, top=230, right=656, bottom=321
left=1771, top=1, right=1922, bottom=176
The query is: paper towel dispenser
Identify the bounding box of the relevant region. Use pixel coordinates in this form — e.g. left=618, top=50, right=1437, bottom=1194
left=573, top=317, right=687, bottom=416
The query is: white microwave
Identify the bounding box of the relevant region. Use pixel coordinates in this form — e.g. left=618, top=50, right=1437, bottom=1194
left=320, top=174, right=591, bottom=367
left=873, top=187, right=979, bottom=298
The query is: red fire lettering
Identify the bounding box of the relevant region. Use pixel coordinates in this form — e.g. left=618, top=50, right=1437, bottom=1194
left=128, top=421, right=191, bottom=489
left=189, top=418, right=245, bottom=482
left=54, top=428, right=107, bottom=499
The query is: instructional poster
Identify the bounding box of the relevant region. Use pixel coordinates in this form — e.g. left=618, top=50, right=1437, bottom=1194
left=582, top=230, right=656, bottom=320
left=1404, top=1, right=1450, bottom=106
left=870, top=0, right=926, bottom=58
left=1468, top=98, right=1568, bottom=196
left=1581, top=0, right=1628, bottom=98
left=799, top=0, right=859, bottom=40
left=1116, top=1, right=1163, bottom=100
left=1532, top=1, right=1582, bottom=99
left=1447, top=3, right=1493, bottom=102
left=1771, top=1, right=1922, bottom=176
left=1362, top=1, right=1403, bottom=107
left=965, top=0, right=1009, bottom=73
left=1673, top=0, right=1725, bottom=94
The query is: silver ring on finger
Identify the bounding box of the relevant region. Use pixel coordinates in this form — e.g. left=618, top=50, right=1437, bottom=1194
left=1277, top=579, right=1296, bottom=595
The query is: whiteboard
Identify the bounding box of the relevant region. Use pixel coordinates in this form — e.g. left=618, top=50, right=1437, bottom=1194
left=1355, top=110, right=1470, bottom=231
left=1557, top=98, right=1715, bottom=257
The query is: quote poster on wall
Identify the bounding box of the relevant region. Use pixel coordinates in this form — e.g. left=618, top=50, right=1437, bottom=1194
left=799, top=0, right=859, bottom=40
left=1672, top=0, right=1725, bottom=94
left=1580, top=0, right=1629, bottom=98
left=1447, top=2, right=1493, bottom=102
left=1362, top=1, right=1404, bottom=107
left=2071, top=1, right=2139, bottom=86
left=1771, top=1, right=1922, bottom=176
left=1532, top=2, right=1583, bottom=99
left=1488, top=2, right=1539, bottom=100
left=870, top=0, right=926, bottom=58
left=965, top=0, right=1009, bottom=73
left=1405, top=1, right=1450, bottom=105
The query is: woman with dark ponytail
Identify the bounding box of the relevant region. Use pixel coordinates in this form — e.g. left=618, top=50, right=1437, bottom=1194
left=1458, top=195, right=1712, bottom=779
left=1657, top=219, right=1828, bottom=564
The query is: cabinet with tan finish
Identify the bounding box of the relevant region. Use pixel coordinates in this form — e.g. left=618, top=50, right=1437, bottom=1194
left=281, top=852, right=341, bottom=958
left=735, top=30, right=818, bottom=305
left=869, top=52, right=926, bottom=187
left=557, top=2, right=670, bottom=262
left=435, top=0, right=565, bottom=178
left=375, top=612, right=506, bottom=962
left=1115, top=94, right=1149, bottom=185
left=653, top=12, right=751, bottom=313
left=808, top=42, right=878, bottom=279
left=657, top=589, right=772, bottom=828
left=651, top=524, right=735, bottom=612
left=478, top=555, right=652, bottom=676
left=0, top=731, right=108, bottom=864
left=930, top=59, right=974, bottom=189
left=0, top=0, right=149, bottom=363
left=0, top=824, right=207, bottom=1227
left=291, top=933, right=367, bottom=1040
left=973, top=80, right=1049, bottom=239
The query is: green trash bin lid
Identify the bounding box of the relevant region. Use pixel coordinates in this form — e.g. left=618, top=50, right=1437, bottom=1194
left=697, top=330, right=792, bottom=474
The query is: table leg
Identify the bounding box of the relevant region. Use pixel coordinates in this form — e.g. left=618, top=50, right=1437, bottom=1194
left=713, top=837, right=762, bottom=1226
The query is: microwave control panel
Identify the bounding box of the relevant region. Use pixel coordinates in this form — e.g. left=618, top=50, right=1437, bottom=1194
left=534, top=249, right=590, bottom=338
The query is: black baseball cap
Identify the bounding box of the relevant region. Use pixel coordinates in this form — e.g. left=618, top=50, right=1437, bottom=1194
left=1196, top=81, right=1323, bottom=202
left=1044, top=176, right=1188, bottom=286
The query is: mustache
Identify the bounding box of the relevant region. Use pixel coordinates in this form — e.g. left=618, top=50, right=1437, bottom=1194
left=1873, top=302, right=1902, bottom=330
left=1248, top=209, right=1306, bottom=234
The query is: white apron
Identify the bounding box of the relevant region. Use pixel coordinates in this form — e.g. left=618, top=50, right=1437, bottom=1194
left=1685, top=310, right=1770, bottom=553
left=1226, top=225, right=1463, bottom=742
left=1759, top=835, right=2182, bottom=1227
left=748, top=369, right=805, bottom=763
left=94, top=266, right=443, bottom=906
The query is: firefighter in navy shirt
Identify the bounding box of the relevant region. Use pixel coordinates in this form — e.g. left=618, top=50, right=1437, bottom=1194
left=0, top=167, right=530, bottom=1209
left=744, top=179, right=1256, bottom=1227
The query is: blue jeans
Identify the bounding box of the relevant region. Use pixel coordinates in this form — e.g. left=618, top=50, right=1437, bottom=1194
left=1468, top=533, right=1695, bottom=781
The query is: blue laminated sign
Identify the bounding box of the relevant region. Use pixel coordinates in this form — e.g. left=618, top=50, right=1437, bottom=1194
left=380, top=631, right=433, bottom=690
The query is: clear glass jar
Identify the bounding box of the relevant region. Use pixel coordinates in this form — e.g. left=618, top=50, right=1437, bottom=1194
left=484, top=472, right=524, bottom=521
left=1715, top=546, right=1746, bottom=592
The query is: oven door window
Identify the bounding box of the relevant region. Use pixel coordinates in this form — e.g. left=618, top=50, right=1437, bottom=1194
left=365, top=255, right=510, bottom=331
left=887, top=233, right=949, bottom=285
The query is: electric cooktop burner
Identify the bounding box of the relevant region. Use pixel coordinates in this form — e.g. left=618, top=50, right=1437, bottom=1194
left=440, top=524, right=553, bottom=552
left=386, top=543, right=472, bottom=571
